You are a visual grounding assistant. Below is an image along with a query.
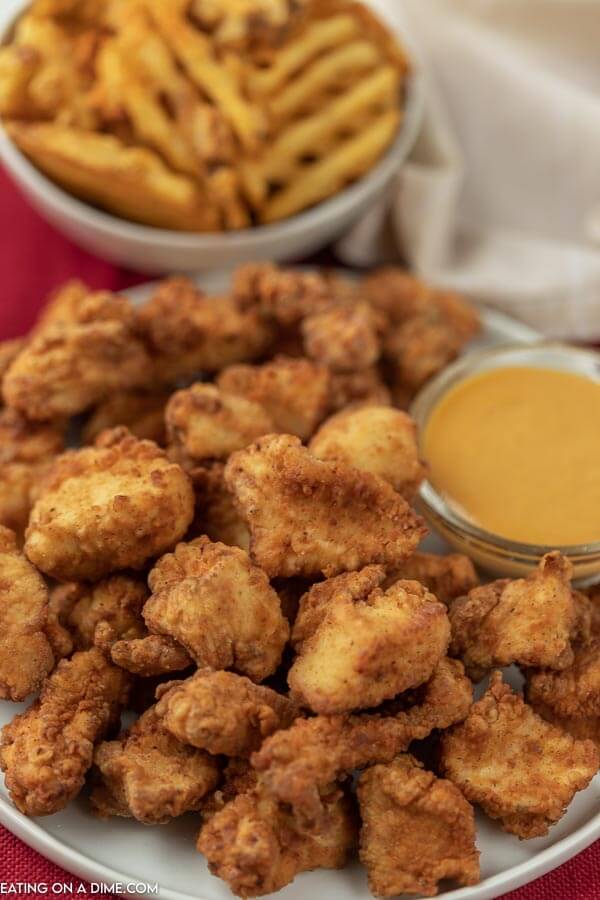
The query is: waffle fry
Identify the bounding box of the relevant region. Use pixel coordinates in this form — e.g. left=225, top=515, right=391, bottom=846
left=0, top=0, right=408, bottom=231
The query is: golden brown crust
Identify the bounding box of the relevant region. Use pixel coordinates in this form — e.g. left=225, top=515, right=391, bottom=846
left=358, top=755, right=480, bottom=896
left=327, top=366, right=391, bottom=412
left=0, top=525, right=54, bottom=701
left=525, top=639, right=600, bottom=719
left=225, top=433, right=427, bottom=578
left=110, top=634, right=192, bottom=677
left=144, top=536, right=289, bottom=681
left=309, top=405, right=426, bottom=499
left=155, top=669, right=299, bottom=756
left=66, top=575, right=148, bottom=651
left=302, top=302, right=380, bottom=372
left=385, top=552, right=479, bottom=606
left=83, top=388, right=170, bottom=446
left=190, top=462, right=251, bottom=551
left=25, top=428, right=195, bottom=581
left=0, top=648, right=130, bottom=816
left=90, top=706, right=219, bottom=825
left=440, top=672, right=599, bottom=839
left=233, top=263, right=334, bottom=327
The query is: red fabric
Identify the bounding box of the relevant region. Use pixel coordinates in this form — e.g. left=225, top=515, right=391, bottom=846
left=1, top=164, right=600, bottom=900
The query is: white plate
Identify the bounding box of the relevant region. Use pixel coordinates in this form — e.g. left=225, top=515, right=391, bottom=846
left=2, top=276, right=598, bottom=900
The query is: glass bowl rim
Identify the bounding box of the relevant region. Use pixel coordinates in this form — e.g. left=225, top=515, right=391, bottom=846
left=410, top=339, right=600, bottom=558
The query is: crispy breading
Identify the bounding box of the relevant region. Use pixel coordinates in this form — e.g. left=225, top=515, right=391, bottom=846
left=45, top=582, right=79, bottom=660
left=0, top=407, right=65, bottom=534
left=217, top=356, right=331, bottom=441
left=449, top=552, right=577, bottom=681
left=111, top=634, right=192, bottom=677
left=0, top=648, right=129, bottom=817
left=288, top=570, right=450, bottom=713
left=524, top=697, right=600, bottom=753
left=302, top=302, right=380, bottom=372
left=525, top=639, right=600, bottom=719
left=137, top=277, right=272, bottom=382
left=233, top=263, right=334, bottom=327
left=25, top=428, right=194, bottom=581
left=0, top=338, right=26, bottom=388
left=83, top=388, right=171, bottom=446
left=0, top=525, right=54, bottom=701
left=166, top=383, right=274, bottom=463
left=224, top=433, right=426, bottom=578
left=309, top=405, right=426, bottom=499
left=191, top=463, right=250, bottom=551
left=90, top=706, right=219, bottom=825
left=3, top=292, right=152, bottom=421
left=144, top=536, right=289, bottom=681
left=155, top=669, right=299, bottom=756
left=440, top=671, right=599, bottom=839
left=66, top=575, right=148, bottom=651
left=358, top=754, right=480, bottom=897
left=32, top=279, right=91, bottom=334
left=385, top=552, right=479, bottom=606
left=197, top=780, right=356, bottom=898
left=327, top=365, right=391, bottom=412
left=253, top=657, right=472, bottom=824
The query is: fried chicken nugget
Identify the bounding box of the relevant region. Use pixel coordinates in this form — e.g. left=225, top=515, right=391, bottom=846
left=166, top=383, right=274, bottom=463
left=309, top=405, right=426, bottom=500
left=83, top=388, right=171, bottom=446
left=0, top=525, right=54, bottom=701
left=25, top=428, right=194, bottom=581
left=217, top=356, right=331, bottom=441
left=449, top=552, right=578, bottom=681
left=110, top=634, right=192, bottom=677
left=155, top=669, right=299, bottom=756
left=524, top=698, right=600, bottom=753
left=0, top=648, right=129, bottom=816
left=0, top=407, right=65, bottom=534
left=328, top=366, right=391, bottom=413
left=253, top=657, right=472, bottom=825
left=526, top=639, right=600, bottom=720
left=440, top=671, right=599, bottom=839
left=197, top=780, right=356, bottom=897
left=288, top=569, right=450, bottom=713
left=385, top=552, right=479, bottom=606
left=65, top=575, right=148, bottom=651
left=45, top=582, right=79, bottom=660
left=3, top=291, right=152, bottom=420
left=191, top=463, right=250, bottom=551
left=224, top=434, right=426, bottom=578
left=137, top=277, right=272, bottom=382
left=144, top=536, right=289, bottom=681
left=90, top=705, right=219, bottom=825
left=0, top=338, right=26, bottom=388
left=302, top=302, right=380, bottom=372
left=233, top=263, right=334, bottom=327
left=357, top=755, right=480, bottom=897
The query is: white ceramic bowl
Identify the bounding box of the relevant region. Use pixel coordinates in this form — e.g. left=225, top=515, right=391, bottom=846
left=0, top=0, right=423, bottom=274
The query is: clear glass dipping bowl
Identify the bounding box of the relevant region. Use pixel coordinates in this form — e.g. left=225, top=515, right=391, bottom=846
left=410, top=342, right=600, bottom=584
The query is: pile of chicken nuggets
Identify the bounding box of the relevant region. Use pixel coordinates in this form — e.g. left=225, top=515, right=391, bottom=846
left=0, top=264, right=598, bottom=899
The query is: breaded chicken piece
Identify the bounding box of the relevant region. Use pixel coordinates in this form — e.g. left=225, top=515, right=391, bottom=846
left=66, top=575, right=148, bottom=650
left=358, top=755, right=479, bottom=896
left=32, top=279, right=90, bottom=334
left=302, top=303, right=380, bottom=372
left=144, top=536, right=289, bottom=681
left=0, top=407, right=65, bottom=534
left=83, top=388, right=171, bottom=446
left=385, top=552, right=479, bottom=606
left=309, top=406, right=426, bottom=500
left=111, top=634, right=192, bottom=677
left=155, top=669, right=299, bottom=756
left=217, top=356, right=331, bottom=441
left=253, top=658, right=472, bottom=824
left=288, top=569, right=450, bottom=713
left=25, top=428, right=194, bottom=581
left=3, top=291, right=152, bottom=420
left=0, top=338, right=26, bottom=388
left=327, top=366, right=391, bottom=412
left=191, top=463, right=250, bottom=551
left=90, top=706, right=219, bottom=825
left=0, top=648, right=129, bottom=816
left=233, top=263, right=334, bottom=327
left=137, top=277, right=272, bottom=382
left=225, top=434, right=426, bottom=578
left=0, top=525, right=54, bottom=700
left=449, top=552, right=577, bottom=681
left=440, top=672, right=599, bottom=839
left=45, top=582, right=79, bottom=660
left=525, top=639, right=600, bottom=720
left=166, top=383, right=274, bottom=463
left=197, top=780, right=356, bottom=897
left=524, top=697, right=600, bottom=753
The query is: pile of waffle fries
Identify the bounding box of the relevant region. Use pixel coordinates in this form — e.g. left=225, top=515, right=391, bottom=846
left=0, top=0, right=409, bottom=231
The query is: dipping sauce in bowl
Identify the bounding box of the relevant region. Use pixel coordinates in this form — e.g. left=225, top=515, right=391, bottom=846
left=411, top=343, right=600, bottom=581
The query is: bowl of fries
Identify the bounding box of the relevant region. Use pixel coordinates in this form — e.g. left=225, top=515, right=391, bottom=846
left=0, top=0, right=423, bottom=273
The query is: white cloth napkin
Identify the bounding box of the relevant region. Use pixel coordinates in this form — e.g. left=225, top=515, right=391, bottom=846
left=339, top=0, right=600, bottom=338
